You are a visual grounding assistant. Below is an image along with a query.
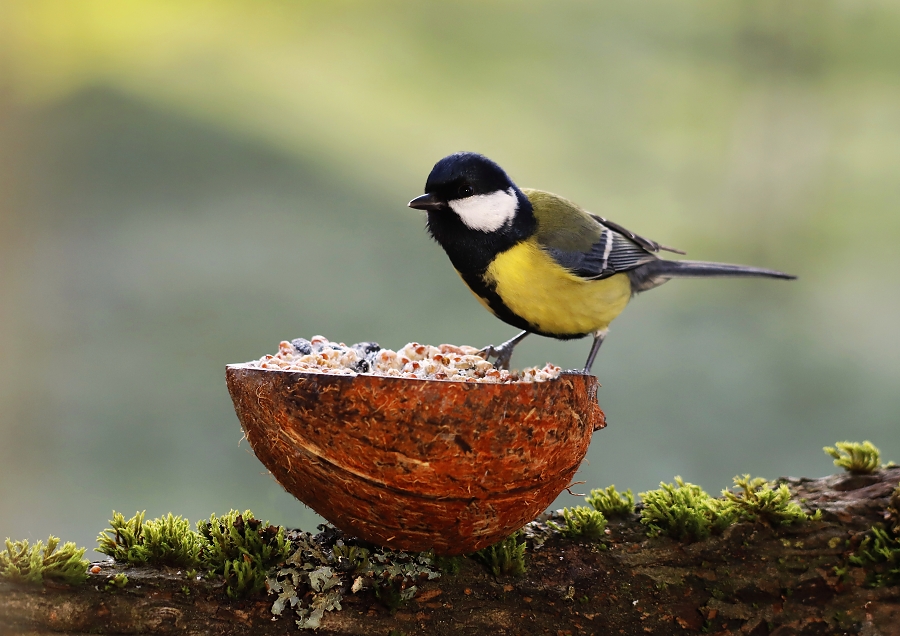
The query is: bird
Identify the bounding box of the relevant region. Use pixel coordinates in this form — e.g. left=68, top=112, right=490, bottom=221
left=408, top=152, right=795, bottom=374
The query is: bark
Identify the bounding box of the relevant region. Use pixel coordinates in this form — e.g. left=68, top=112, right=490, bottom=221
left=2, top=467, right=899, bottom=636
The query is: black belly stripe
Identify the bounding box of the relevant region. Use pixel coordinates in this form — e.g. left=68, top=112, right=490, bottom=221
left=427, top=197, right=590, bottom=341
left=457, top=269, right=591, bottom=341
left=457, top=269, right=536, bottom=332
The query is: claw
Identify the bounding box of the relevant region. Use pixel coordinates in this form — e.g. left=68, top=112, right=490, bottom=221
left=479, top=344, right=513, bottom=370
left=477, top=331, right=530, bottom=371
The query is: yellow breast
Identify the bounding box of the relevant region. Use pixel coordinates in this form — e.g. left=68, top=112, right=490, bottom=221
left=480, top=241, right=632, bottom=336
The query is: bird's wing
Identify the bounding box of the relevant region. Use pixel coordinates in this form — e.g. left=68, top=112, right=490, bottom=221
left=587, top=214, right=685, bottom=257
left=523, top=189, right=685, bottom=281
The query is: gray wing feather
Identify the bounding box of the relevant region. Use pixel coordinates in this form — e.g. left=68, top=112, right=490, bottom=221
left=589, top=214, right=685, bottom=255
left=545, top=218, right=680, bottom=281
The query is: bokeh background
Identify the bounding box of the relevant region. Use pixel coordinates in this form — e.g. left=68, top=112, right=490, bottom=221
left=1, top=0, right=898, bottom=557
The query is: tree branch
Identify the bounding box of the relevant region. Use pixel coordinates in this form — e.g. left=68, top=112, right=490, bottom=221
left=2, top=467, right=899, bottom=635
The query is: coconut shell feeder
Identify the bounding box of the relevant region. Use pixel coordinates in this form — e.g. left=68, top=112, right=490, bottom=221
left=226, top=365, right=605, bottom=555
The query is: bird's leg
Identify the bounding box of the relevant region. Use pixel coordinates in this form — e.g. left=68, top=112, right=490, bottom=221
left=583, top=329, right=608, bottom=374
left=479, top=330, right=530, bottom=370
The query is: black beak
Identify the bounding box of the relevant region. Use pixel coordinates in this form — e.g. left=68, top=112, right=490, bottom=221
left=408, top=192, right=445, bottom=211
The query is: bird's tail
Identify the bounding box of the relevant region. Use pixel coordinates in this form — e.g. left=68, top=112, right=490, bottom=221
left=628, top=259, right=796, bottom=293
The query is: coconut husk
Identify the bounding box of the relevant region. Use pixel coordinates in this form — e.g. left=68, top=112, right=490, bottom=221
left=225, top=365, right=605, bottom=554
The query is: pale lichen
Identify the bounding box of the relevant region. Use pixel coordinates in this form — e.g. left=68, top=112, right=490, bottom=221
left=268, top=528, right=441, bottom=629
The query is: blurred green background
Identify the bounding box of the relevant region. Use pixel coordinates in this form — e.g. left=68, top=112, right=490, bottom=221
left=1, top=0, right=898, bottom=557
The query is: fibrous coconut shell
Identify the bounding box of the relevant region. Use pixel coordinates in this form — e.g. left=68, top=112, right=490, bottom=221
left=226, top=365, right=605, bottom=554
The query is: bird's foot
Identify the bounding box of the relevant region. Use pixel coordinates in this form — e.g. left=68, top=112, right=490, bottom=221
left=478, top=343, right=515, bottom=370
left=478, top=331, right=529, bottom=371
left=477, top=331, right=530, bottom=371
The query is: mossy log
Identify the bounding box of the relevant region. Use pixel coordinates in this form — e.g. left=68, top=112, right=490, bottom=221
left=2, top=467, right=899, bottom=636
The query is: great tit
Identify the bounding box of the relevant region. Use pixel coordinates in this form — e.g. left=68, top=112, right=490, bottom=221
left=408, top=152, right=795, bottom=373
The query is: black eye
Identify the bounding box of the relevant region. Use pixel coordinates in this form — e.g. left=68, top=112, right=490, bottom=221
left=458, top=184, right=474, bottom=198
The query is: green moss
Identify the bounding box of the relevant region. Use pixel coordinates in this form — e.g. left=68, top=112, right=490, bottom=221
left=639, top=473, right=821, bottom=542
left=96, top=511, right=148, bottom=564
left=722, top=475, right=821, bottom=525
left=824, top=441, right=880, bottom=474
left=96, top=511, right=201, bottom=568
left=849, top=525, right=900, bottom=587
left=640, top=477, right=733, bottom=542
left=473, top=532, right=526, bottom=576
left=97, top=508, right=289, bottom=599
left=375, top=577, right=416, bottom=614
left=887, top=484, right=900, bottom=536
left=0, top=536, right=89, bottom=586
left=197, top=510, right=290, bottom=598
left=586, top=485, right=635, bottom=517
left=549, top=506, right=608, bottom=541
left=332, top=542, right=370, bottom=574
left=431, top=554, right=461, bottom=575
left=104, top=572, right=129, bottom=591
left=223, top=556, right=264, bottom=598
left=144, top=513, right=202, bottom=567
left=848, top=484, right=900, bottom=587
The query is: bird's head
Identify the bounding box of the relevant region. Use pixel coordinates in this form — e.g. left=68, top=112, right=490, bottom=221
left=408, top=152, right=523, bottom=233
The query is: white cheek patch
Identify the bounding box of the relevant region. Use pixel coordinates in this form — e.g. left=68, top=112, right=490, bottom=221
left=448, top=188, right=519, bottom=232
